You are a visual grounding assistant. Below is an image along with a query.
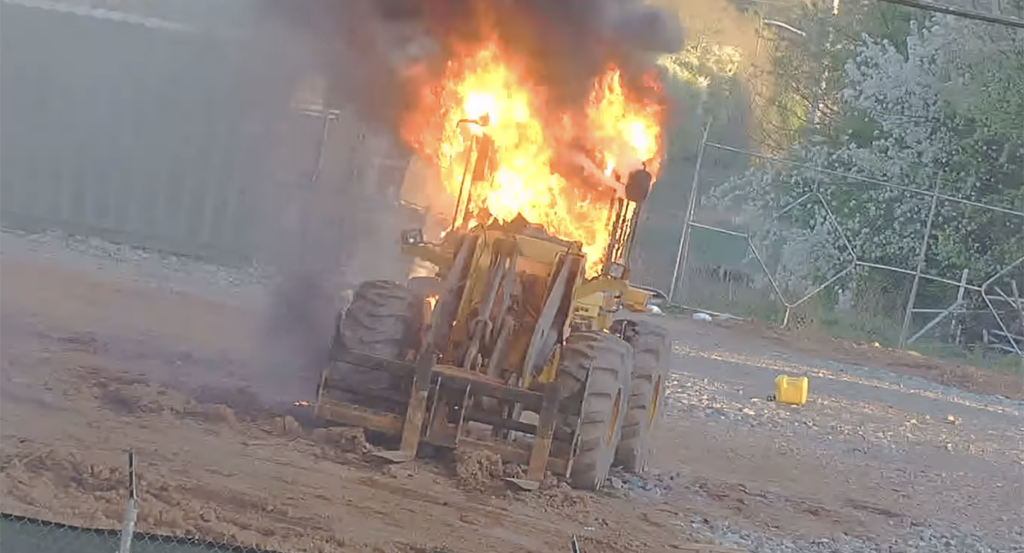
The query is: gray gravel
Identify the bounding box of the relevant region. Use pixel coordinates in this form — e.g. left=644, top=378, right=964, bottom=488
left=665, top=343, right=1022, bottom=467
left=0, top=229, right=270, bottom=304
left=687, top=517, right=1017, bottom=553
left=650, top=336, right=1024, bottom=553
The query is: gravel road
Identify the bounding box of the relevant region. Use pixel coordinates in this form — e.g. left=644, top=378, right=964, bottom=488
left=2, top=228, right=1022, bottom=553
left=651, top=331, right=1024, bottom=552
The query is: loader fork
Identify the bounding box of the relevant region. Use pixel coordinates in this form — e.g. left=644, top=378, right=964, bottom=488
left=375, top=352, right=434, bottom=463
left=315, top=217, right=640, bottom=491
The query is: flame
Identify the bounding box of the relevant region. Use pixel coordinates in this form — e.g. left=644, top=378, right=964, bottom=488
left=294, top=401, right=311, bottom=407
left=587, top=69, right=663, bottom=180
left=425, top=294, right=438, bottom=310
left=402, top=41, right=663, bottom=275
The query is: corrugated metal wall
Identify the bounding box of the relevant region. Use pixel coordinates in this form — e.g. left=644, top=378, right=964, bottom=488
left=0, top=0, right=405, bottom=267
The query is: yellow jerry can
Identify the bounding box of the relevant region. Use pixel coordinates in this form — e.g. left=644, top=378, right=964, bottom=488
left=774, top=375, right=809, bottom=406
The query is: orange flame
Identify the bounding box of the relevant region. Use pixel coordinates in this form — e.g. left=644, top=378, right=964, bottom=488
left=402, top=41, right=664, bottom=275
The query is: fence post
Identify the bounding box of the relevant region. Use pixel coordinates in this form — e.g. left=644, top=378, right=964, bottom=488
left=899, top=180, right=941, bottom=349
left=117, top=449, right=138, bottom=553
left=1012, top=280, right=1024, bottom=363
left=950, top=268, right=969, bottom=342
left=668, top=118, right=713, bottom=305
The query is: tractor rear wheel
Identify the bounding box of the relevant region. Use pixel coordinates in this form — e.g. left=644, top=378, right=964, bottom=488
left=556, top=331, right=634, bottom=491
left=322, top=280, right=423, bottom=410
left=613, top=320, right=670, bottom=473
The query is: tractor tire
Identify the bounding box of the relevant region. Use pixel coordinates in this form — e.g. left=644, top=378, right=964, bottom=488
left=614, top=320, right=670, bottom=473
left=556, top=331, right=634, bottom=491
left=326, top=280, right=423, bottom=406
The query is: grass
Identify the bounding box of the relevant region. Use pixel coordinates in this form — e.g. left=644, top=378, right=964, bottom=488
left=671, top=278, right=1024, bottom=373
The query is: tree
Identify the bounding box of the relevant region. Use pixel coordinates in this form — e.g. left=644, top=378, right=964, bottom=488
left=708, top=13, right=1024, bottom=319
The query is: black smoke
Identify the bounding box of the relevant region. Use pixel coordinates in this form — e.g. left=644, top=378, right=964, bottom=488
left=402, top=0, right=684, bottom=110
left=259, top=0, right=683, bottom=126
left=244, top=0, right=683, bottom=404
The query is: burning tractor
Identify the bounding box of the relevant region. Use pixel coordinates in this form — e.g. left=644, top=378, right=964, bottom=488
left=313, top=44, right=671, bottom=490
left=314, top=167, right=669, bottom=491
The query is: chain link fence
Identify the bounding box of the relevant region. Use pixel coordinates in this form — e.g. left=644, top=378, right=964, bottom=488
left=1, top=450, right=293, bottom=553
left=0, top=514, right=289, bottom=553
left=659, top=119, right=1024, bottom=363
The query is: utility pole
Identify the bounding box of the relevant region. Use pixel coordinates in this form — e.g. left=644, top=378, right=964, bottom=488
left=875, top=0, right=1024, bottom=28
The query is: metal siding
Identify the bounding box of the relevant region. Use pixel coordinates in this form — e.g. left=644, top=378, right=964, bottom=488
left=0, top=2, right=293, bottom=264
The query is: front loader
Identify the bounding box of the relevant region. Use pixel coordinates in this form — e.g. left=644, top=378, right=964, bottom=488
left=314, top=145, right=671, bottom=490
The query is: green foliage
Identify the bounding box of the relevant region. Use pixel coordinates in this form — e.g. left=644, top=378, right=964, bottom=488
left=658, top=41, right=747, bottom=157
left=750, top=1, right=929, bottom=151
left=688, top=2, right=1024, bottom=362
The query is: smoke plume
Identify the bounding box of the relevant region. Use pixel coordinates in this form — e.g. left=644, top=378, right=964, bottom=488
left=409, top=0, right=683, bottom=108
left=263, top=0, right=683, bottom=128
left=245, top=0, right=682, bottom=406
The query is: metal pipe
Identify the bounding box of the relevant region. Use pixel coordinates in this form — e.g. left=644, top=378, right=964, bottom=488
left=308, top=111, right=334, bottom=189
left=978, top=290, right=1019, bottom=356
left=899, top=181, right=940, bottom=349
left=761, top=19, right=806, bottom=37
left=605, top=198, right=625, bottom=267
left=668, top=118, right=713, bottom=305
left=980, top=254, right=1024, bottom=289
left=1012, top=280, right=1023, bottom=317
left=296, top=110, right=334, bottom=268
left=950, top=268, right=969, bottom=341
left=117, top=449, right=138, bottom=553
left=624, top=200, right=644, bottom=264
left=856, top=261, right=984, bottom=290
left=704, top=142, right=1024, bottom=217
left=452, top=135, right=476, bottom=228
left=988, top=286, right=1024, bottom=356
left=908, top=299, right=965, bottom=345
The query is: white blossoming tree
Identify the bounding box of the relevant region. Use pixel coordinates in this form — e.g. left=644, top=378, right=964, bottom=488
left=708, top=8, right=1024, bottom=328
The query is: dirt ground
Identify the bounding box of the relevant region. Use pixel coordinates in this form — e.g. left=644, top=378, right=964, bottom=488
left=1, top=250, right=1021, bottom=553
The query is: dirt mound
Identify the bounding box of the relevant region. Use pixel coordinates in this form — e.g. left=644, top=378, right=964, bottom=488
left=255, top=414, right=305, bottom=438
left=0, top=441, right=350, bottom=553
left=453, top=449, right=504, bottom=490
left=311, top=426, right=376, bottom=455
left=197, top=403, right=239, bottom=426
left=1, top=446, right=134, bottom=528
left=520, top=478, right=593, bottom=514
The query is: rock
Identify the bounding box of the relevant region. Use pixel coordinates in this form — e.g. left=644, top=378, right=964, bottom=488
left=453, top=449, right=503, bottom=491
left=281, top=415, right=303, bottom=437
left=311, top=427, right=373, bottom=454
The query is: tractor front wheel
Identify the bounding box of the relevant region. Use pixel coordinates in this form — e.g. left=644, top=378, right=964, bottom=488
left=556, top=331, right=634, bottom=491
left=614, top=319, right=670, bottom=473
left=321, top=280, right=423, bottom=410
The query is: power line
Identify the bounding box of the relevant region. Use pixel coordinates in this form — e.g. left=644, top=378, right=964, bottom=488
left=876, top=0, right=1024, bottom=29
left=0, top=0, right=196, bottom=32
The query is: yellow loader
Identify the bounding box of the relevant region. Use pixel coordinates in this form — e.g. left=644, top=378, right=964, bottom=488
left=314, top=152, right=670, bottom=491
